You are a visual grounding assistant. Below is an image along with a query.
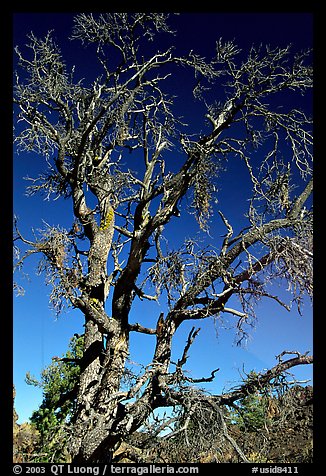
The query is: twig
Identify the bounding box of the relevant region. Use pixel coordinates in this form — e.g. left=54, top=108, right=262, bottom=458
left=218, top=210, right=233, bottom=255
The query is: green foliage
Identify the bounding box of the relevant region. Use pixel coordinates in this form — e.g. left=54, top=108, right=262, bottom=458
left=233, top=393, right=269, bottom=431
left=229, top=371, right=271, bottom=432
left=26, top=334, right=83, bottom=462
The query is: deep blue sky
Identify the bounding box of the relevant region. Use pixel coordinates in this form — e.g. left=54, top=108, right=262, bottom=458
left=13, top=12, right=313, bottom=423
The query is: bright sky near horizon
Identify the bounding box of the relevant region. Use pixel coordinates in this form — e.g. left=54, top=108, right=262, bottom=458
left=13, top=11, right=313, bottom=424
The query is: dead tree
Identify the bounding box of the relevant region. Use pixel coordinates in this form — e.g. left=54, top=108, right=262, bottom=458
left=13, top=13, right=313, bottom=462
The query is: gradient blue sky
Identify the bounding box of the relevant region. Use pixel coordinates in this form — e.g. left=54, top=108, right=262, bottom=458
left=13, top=12, right=313, bottom=423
